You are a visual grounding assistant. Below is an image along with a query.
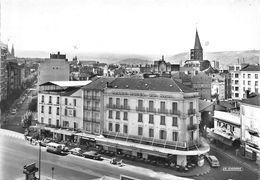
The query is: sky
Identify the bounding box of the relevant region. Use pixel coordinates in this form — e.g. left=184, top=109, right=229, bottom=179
left=1, top=0, right=260, bottom=56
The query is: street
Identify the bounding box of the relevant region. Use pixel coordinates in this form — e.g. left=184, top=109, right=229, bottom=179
left=197, top=145, right=259, bottom=180
left=0, top=130, right=191, bottom=180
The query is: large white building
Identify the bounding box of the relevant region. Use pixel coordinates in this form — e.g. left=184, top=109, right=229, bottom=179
left=239, top=65, right=260, bottom=99
left=37, top=81, right=90, bottom=141
left=240, top=94, right=260, bottom=160
left=101, top=77, right=209, bottom=166
left=38, top=52, right=70, bottom=86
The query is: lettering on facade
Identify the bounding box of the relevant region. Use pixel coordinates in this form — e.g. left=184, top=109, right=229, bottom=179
left=112, top=91, right=129, bottom=96
left=160, top=95, right=174, bottom=99
left=149, top=94, right=158, bottom=98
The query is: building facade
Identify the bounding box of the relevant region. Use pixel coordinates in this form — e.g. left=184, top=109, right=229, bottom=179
left=101, top=77, right=209, bottom=166
left=239, top=65, right=260, bottom=99
left=240, top=95, right=260, bottom=160
left=0, top=42, right=8, bottom=103
left=38, top=52, right=70, bottom=86
left=191, top=72, right=212, bottom=100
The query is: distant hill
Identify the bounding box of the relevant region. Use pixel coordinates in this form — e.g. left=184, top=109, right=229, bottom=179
left=117, top=58, right=152, bottom=65
left=169, top=50, right=260, bottom=68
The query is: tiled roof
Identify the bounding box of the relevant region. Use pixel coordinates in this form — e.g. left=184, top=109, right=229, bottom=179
left=242, top=94, right=260, bottom=107
left=40, top=81, right=91, bottom=87
left=82, top=77, right=115, bottom=90
left=108, top=77, right=196, bottom=93
left=240, top=64, right=260, bottom=72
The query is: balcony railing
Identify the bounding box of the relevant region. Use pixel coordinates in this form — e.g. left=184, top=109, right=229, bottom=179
left=157, top=108, right=168, bottom=114
left=188, top=109, right=196, bottom=115
left=187, top=124, right=198, bottom=130
left=106, top=104, right=130, bottom=110
left=146, top=107, right=157, bottom=113
left=169, top=110, right=181, bottom=115
left=136, top=106, right=145, bottom=112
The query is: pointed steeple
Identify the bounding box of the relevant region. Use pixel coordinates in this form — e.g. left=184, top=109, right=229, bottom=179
left=11, top=44, right=14, bottom=57
left=194, top=29, right=202, bottom=50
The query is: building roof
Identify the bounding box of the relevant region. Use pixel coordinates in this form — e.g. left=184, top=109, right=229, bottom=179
left=194, top=29, right=203, bottom=50
left=40, top=81, right=91, bottom=87
left=82, top=77, right=115, bottom=90
left=199, top=100, right=214, bottom=112
left=241, top=94, right=260, bottom=107
left=108, top=77, right=196, bottom=93
left=240, top=64, right=260, bottom=72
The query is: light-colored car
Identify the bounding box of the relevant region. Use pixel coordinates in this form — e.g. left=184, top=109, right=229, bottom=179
left=59, top=144, right=69, bottom=152
left=83, top=150, right=101, bottom=160
left=205, top=154, right=220, bottom=167
left=69, top=148, right=83, bottom=156
left=11, top=109, right=17, bottom=115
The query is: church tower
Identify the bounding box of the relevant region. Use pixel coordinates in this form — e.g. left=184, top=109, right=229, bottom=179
left=190, top=29, right=203, bottom=60
left=11, top=44, right=15, bottom=57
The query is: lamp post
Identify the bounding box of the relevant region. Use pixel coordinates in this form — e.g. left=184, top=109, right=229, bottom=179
left=38, top=140, right=41, bottom=180
left=51, top=167, right=54, bottom=180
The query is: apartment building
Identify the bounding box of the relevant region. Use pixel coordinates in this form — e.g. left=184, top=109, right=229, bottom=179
left=37, top=81, right=90, bottom=141
left=239, top=65, right=260, bottom=99
left=0, top=42, right=8, bottom=103
left=100, top=77, right=209, bottom=166
left=240, top=94, right=260, bottom=160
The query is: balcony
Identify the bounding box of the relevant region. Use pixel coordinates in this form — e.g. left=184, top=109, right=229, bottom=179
left=169, top=110, right=181, bottom=116
left=146, top=107, right=157, bottom=113
left=136, top=106, right=145, bottom=112
left=188, top=109, right=196, bottom=115
left=157, top=108, right=168, bottom=115
left=187, top=124, right=198, bottom=130
left=106, top=104, right=130, bottom=110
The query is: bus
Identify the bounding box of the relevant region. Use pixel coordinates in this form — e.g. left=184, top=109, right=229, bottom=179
left=46, top=142, right=62, bottom=154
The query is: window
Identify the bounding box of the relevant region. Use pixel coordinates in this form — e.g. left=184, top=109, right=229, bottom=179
left=123, top=99, right=128, bottom=108
left=109, top=97, right=113, bottom=106
left=160, top=101, right=165, bottom=111
left=108, top=110, right=113, bottom=119
left=243, top=74, right=245, bottom=78
left=41, top=106, right=44, bottom=113
left=65, top=98, right=68, bottom=105
left=190, top=116, right=193, bottom=125
left=74, top=99, right=76, bottom=106
left=243, top=87, right=245, bottom=91
left=123, top=125, right=128, bottom=134
left=48, top=106, right=52, bottom=114
left=235, top=80, right=239, bottom=84
left=115, top=124, right=120, bottom=132
left=256, top=88, right=259, bottom=93
left=41, top=95, right=44, bottom=103
left=149, top=100, right=154, bottom=111
left=41, top=117, right=44, bottom=124
left=235, top=93, right=239, bottom=97
left=159, top=130, right=166, bottom=140
left=160, top=116, right=166, bottom=125
left=248, top=74, right=251, bottom=78
left=57, top=97, right=59, bottom=104
left=109, top=123, right=113, bottom=131
left=149, top=115, right=154, bottom=124
left=235, top=73, right=239, bottom=78
left=190, top=131, right=194, bottom=141
left=255, top=74, right=258, bottom=79
left=74, top=122, right=77, bottom=129
left=243, top=80, right=245, bottom=85
left=138, top=100, right=143, bottom=108
left=172, top=102, right=177, bottom=113
left=49, top=96, right=52, bottom=104
left=73, top=110, right=76, bottom=117
left=235, top=87, right=239, bottom=91
left=255, top=81, right=258, bottom=86
left=138, top=113, right=143, bottom=122
left=56, top=107, right=59, bottom=115
left=63, top=121, right=69, bottom=128
left=172, top=117, right=178, bottom=127
left=116, top=98, right=120, bottom=107
left=116, top=111, right=120, bottom=120
left=65, top=109, right=67, bottom=116
left=172, top=131, right=178, bottom=141
left=138, top=127, right=143, bottom=136
left=149, top=128, right=154, bottom=138
left=248, top=81, right=251, bottom=85
left=56, top=120, right=59, bottom=127
left=48, top=118, right=51, bottom=125
left=189, top=102, right=193, bottom=109
left=123, top=112, right=128, bottom=120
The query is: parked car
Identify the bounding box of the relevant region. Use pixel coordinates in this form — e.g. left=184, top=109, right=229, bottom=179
left=11, top=109, right=17, bottom=115
left=69, top=148, right=83, bottom=156
left=82, top=151, right=101, bottom=160
left=39, top=138, right=52, bottom=147
left=205, top=154, right=220, bottom=167
left=59, top=144, right=69, bottom=152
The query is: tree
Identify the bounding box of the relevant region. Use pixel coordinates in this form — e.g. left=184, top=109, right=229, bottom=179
left=28, top=97, right=37, bottom=112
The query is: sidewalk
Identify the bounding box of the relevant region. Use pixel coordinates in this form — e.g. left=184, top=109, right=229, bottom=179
left=209, top=140, right=259, bottom=174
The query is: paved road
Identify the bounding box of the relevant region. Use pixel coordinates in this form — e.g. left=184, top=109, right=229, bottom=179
left=0, top=130, right=190, bottom=180
left=197, top=145, right=259, bottom=180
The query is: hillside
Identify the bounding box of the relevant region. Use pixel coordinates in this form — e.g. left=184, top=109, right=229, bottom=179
left=117, top=58, right=152, bottom=65
left=169, top=50, right=260, bottom=68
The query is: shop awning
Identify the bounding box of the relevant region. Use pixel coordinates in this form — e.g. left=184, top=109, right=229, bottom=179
left=208, top=131, right=233, bottom=146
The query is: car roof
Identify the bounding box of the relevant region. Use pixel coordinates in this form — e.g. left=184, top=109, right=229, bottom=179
left=209, top=155, right=218, bottom=161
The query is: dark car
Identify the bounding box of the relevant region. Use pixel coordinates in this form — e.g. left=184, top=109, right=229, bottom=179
left=82, top=151, right=101, bottom=160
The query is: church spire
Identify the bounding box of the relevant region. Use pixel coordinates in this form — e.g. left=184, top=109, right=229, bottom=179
left=11, top=44, right=14, bottom=57
left=194, top=29, right=202, bottom=50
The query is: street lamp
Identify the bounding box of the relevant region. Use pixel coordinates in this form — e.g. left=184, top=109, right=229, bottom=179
left=51, top=167, right=55, bottom=180
left=38, top=142, right=41, bottom=180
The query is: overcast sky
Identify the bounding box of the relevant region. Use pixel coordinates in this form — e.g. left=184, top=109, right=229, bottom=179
left=1, top=0, right=260, bottom=55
